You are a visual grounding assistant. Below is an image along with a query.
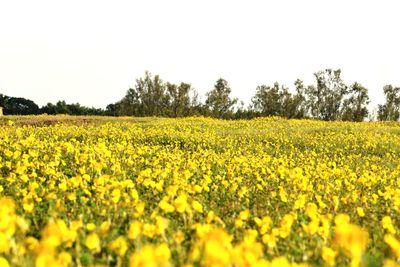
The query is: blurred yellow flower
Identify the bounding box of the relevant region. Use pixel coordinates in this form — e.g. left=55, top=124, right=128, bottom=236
left=108, top=236, right=128, bottom=257
left=270, top=257, right=291, bottom=267
left=86, top=223, right=96, bottom=232
left=159, top=199, right=175, bottom=213
left=384, top=234, right=400, bottom=258
left=85, top=233, right=100, bottom=252
left=99, top=221, right=110, bottom=235
left=192, top=200, right=203, bottom=213
left=0, top=233, right=10, bottom=253
left=334, top=221, right=368, bottom=265
left=23, top=202, right=34, bottom=213
left=128, top=221, right=141, bottom=240
left=57, top=252, right=72, bottom=266
left=174, top=194, right=188, bottom=213
left=322, top=246, right=337, bottom=266
left=382, top=216, right=397, bottom=234
left=111, top=188, right=121, bottom=204
left=173, top=230, right=185, bottom=245
left=0, top=257, right=9, bottom=267
left=356, top=207, right=365, bottom=217
left=129, top=244, right=171, bottom=267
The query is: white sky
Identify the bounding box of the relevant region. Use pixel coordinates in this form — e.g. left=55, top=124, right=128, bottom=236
left=0, top=0, right=399, bottom=110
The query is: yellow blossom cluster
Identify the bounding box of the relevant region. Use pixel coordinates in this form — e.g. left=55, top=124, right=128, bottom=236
left=0, top=115, right=400, bottom=266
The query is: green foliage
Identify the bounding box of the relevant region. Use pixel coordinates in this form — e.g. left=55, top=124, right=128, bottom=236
left=251, top=82, right=305, bottom=119
left=341, top=82, right=370, bottom=122
left=41, top=101, right=105, bottom=116
left=0, top=94, right=39, bottom=115
left=205, top=78, right=238, bottom=119
left=117, top=71, right=168, bottom=116
left=165, top=82, right=194, bottom=117
left=115, top=71, right=200, bottom=117
left=251, top=83, right=282, bottom=116
left=305, top=69, right=348, bottom=121
left=378, top=85, right=400, bottom=121
left=1, top=68, right=393, bottom=122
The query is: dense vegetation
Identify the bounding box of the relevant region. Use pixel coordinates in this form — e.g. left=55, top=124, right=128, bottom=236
left=0, top=116, right=400, bottom=266
left=0, top=95, right=105, bottom=116
left=1, top=69, right=400, bottom=121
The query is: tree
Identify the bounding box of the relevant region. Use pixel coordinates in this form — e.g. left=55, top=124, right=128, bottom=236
left=0, top=94, right=10, bottom=108
left=305, top=69, right=348, bottom=120
left=205, top=78, right=237, bottom=118
left=137, top=71, right=168, bottom=116
left=115, top=71, right=202, bottom=117
left=2, top=96, right=39, bottom=115
left=166, top=82, right=192, bottom=117
left=118, top=88, right=141, bottom=116
left=187, top=89, right=203, bottom=116
left=251, top=83, right=282, bottom=116
left=117, top=71, right=168, bottom=116
left=105, top=103, right=118, bottom=116
left=55, top=101, right=70, bottom=114
left=292, top=79, right=307, bottom=118
left=41, top=103, right=57, bottom=114
left=67, top=103, right=84, bottom=115
left=40, top=101, right=105, bottom=115
left=251, top=82, right=305, bottom=119
left=341, top=82, right=369, bottom=121
left=378, top=85, right=400, bottom=121
left=139, top=71, right=167, bottom=116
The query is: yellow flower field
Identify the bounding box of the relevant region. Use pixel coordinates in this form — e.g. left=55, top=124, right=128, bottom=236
left=0, top=116, right=400, bottom=266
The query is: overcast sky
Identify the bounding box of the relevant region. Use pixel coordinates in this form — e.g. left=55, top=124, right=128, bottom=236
left=0, top=0, right=399, bottom=110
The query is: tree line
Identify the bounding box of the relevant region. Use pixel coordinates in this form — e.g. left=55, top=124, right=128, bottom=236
left=109, top=69, right=400, bottom=121
left=0, top=95, right=105, bottom=116
left=1, top=69, right=400, bottom=121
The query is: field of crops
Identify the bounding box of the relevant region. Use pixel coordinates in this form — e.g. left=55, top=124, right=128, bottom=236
left=1, top=116, right=400, bottom=267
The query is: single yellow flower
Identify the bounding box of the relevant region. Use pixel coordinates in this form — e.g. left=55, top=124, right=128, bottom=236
left=174, top=194, right=188, bottom=213
left=128, top=221, right=141, bottom=240
left=85, top=233, right=100, bottom=251
left=335, top=222, right=368, bottom=262
left=129, top=244, right=171, bottom=267
left=57, top=252, right=72, bottom=266
left=322, top=246, right=337, bottom=266
left=384, top=234, right=400, bottom=258
left=111, top=188, right=121, bottom=204
left=0, top=233, right=10, bottom=253
left=0, top=257, right=9, bottom=267
left=382, top=216, right=397, bottom=234
left=159, top=199, right=175, bottom=213
left=108, top=236, right=128, bottom=257
left=356, top=207, right=365, bottom=217
left=23, top=202, right=34, bottom=213
left=86, top=223, right=96, bottom=232
left=192, top=200, right=204, bottom=213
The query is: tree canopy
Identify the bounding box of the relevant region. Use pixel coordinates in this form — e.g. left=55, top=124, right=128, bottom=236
left=1, top=69, right=399, bottom=121
left=204, top=78, right=237, bottom=119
